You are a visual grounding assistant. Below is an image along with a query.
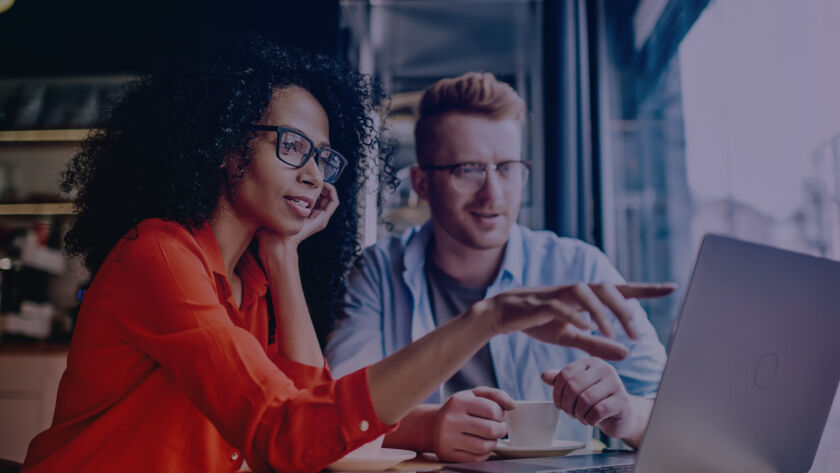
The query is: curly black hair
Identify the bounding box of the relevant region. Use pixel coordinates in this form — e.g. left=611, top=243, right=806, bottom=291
left=62, top=36, right=396, bottom=345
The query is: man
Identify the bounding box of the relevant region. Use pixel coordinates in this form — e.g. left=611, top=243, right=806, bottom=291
left=325, top=72, right=667, bottom=462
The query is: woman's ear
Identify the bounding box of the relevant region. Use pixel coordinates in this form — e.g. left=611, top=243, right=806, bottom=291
left=409, top=166, right=430, bottom=202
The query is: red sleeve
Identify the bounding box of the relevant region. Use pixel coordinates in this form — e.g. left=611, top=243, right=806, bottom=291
left=107, top=226, right=396, bottom=473
left=271, top=353, right=333, bottom=389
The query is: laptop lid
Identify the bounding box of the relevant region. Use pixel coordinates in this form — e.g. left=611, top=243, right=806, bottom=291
left=633, top=234, right=840, bottom=473
left=446, top=235, right=840, bottom=473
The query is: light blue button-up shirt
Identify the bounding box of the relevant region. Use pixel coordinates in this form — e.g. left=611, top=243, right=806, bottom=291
left=325, top=223, right=666, bottom=442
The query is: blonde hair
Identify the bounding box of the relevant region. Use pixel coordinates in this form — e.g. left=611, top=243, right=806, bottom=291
left=414, top=72, right=526, bottom=165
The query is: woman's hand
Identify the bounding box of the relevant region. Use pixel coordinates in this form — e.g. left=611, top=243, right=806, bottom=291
left=257, top=183, right=340, bottom=257
left=430, top=387, right=514, bottom=462
left=477, top=283, right=675, bottom=361
left=289, top=183, right=340, bottom=246
left=367, top=282, right=673, bottom=426
left=252, top=184, right=339, bottom=369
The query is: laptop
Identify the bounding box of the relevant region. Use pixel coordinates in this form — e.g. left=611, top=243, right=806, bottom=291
left=446, top=235, right=840, bottom=473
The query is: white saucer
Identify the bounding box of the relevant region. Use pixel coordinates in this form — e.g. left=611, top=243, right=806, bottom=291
left=326, top=448, right=417, bottom=471
left=494, top=439, right=586, bottom=459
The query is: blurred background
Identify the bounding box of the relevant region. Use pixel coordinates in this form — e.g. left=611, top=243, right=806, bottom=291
left=0, top=0, right=838, bottom=469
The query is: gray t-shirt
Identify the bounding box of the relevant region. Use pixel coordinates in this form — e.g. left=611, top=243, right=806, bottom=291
left=425, top=253, right=498, bottom=399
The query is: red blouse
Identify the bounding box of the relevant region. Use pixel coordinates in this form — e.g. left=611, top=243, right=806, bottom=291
left=21, top=219, right=394, bottom=473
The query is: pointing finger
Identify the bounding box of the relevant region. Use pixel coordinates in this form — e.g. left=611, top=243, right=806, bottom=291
left=591, top=284, right=638, bottom=340
left=616, top=283, right=676, bottom=299
left=570, top=283, right=615, bottom=338
left=561, top=330, right=629, bottom=361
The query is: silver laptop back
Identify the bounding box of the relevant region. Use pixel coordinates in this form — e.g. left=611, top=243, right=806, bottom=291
left=634, top=234, right=840, bottom=473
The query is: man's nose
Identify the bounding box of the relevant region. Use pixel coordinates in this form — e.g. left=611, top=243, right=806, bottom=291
left=475, top=168, right=505, bottom=202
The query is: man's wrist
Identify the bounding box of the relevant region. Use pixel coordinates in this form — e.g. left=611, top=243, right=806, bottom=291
left=621, top=395, right=653, bottom=448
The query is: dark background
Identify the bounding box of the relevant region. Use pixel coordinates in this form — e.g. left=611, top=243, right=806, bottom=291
left=0, top=0, right=340, bottom=77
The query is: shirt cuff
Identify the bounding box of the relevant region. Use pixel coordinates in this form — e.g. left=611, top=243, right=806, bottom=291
left=334, top=367, right=399, bottom=450
left=273, top=356, right=333, bottom=389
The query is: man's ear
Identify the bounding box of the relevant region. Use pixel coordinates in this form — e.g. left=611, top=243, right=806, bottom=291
left=410, top=166, right=431, bottom=202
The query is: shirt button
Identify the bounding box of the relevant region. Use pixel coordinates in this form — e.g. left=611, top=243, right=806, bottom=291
left=359, top=420, right=370, bottom=432
left=231, top=451, right=240, bottom=461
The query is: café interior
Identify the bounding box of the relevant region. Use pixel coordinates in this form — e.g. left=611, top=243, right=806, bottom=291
left=0, top=0, right=838, bottom=471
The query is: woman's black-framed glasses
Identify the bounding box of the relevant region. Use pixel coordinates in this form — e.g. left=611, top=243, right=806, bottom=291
left=252, top=125, right=348, bottom=184
left=419, top=161, right=531, bottom=194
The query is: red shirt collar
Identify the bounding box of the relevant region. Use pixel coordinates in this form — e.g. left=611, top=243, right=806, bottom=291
left=191, top=222, right=269, bottom=306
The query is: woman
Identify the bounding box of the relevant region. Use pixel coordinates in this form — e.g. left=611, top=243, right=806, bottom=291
left=21, top=38, right=668, bottom=473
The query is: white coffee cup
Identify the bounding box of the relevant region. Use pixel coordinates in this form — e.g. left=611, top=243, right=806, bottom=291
left=505, top=400, right=560, bottom=447
left=341, top=434, right=385, bottom=459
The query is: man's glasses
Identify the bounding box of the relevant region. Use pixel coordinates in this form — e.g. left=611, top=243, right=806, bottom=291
left=419, top=161, right=531, bottom=194
left=251, top=125, right=348, bottom=184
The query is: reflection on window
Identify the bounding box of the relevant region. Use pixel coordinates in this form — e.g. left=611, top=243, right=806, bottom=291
left=604, top=0, right=840, bottom=344
left=603, top=1, right=840, bottom=468
left=603, top=10, right=694, bottom=347
left=679, top=0, right=840, bottom=260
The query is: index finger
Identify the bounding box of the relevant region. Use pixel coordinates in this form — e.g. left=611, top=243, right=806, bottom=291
left=590, top=284, right=638, bottom=340
left=472, top=386, right=516, bottom=411
left=562, top=329, right=629, bottom=361
left=616, top=283, right=676, bottom=299
left=464, top=394, right=507, bottom=421
left=319, top=183, right=339, bottom=212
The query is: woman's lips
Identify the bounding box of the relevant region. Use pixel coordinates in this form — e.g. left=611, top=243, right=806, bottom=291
left=284, top=195, right=314, bottom=218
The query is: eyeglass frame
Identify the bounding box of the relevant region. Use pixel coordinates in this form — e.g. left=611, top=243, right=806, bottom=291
left=419, top=160, right=532, bottom=193
left=251, top=124, right=348, bottom=183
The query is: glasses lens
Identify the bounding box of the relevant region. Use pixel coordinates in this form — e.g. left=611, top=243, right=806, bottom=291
left=318, top=149, right=347, bottom=183
left=448, top=162, right=529, bottom=193
left=451, top=164, right=486, bottom=193
left=498, top=162, right=529, bottom=185
left=278, top=131, right=312, bottom=166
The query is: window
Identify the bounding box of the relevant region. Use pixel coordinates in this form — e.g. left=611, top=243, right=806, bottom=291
left=601, top=0, right=840, bottom=343
left=600, top=0, right=840, bottom=467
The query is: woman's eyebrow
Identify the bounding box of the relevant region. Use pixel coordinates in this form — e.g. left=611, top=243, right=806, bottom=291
left=279, top=124, right=331, bottom=148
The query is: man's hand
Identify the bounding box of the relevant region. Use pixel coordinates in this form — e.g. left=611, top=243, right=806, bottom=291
left=367, top=283, right=671, bottom=431
left=541, top=357, right=652, bottom=448
left=432, top=387, right=515, bottom=462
